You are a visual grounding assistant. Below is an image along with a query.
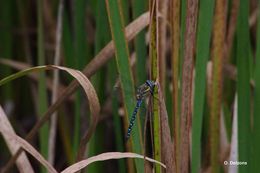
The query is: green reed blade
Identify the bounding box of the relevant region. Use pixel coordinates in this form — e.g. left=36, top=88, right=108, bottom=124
left=132, top=0, right=147, bottom=85
left=237, top=0, right=251, bottom=172
left=253, top=1, right=260, bottom=172
left=192, top=0, right=215, bottom=172
left=105, top=0, right=144, bottom=172
left=37, top=2, right=49, bottom=172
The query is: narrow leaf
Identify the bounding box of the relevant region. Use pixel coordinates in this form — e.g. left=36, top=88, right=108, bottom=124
left=61, top=152, right=166, bottom=173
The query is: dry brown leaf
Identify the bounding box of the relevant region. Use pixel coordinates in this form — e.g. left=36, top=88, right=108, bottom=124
left=61, top=152, right=166, bottom=173
left=0, top=125, right=57, bottom=173
left=0, top=106, right=34, bottom=173
left=180, top=0, right=198, bottom=172
left=158, top=84, right=175, bottom=173
left=40, top=65, right=100, bottom=161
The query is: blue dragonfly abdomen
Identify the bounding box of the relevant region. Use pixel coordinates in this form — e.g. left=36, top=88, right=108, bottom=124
left=125, top=99, right=143, bottom=140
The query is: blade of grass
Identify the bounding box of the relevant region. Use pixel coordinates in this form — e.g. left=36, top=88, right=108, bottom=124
left=87, top=0, right=110, bottom=172
left=252, top=1, right=260, bottom=172
left=94, top=0, right=128, bottom=168
left=72, top=0, right=91, bottom=160
left=104, top=0, right=144, bottom=172
left=58, top=108, right=74, bottom=164
left=237, top=0, right=251, bottom=172
left=157, top=0, right=167, bottom=91
left=174, top=1, right=187, bottom=171
left=132, top=0, right=147, bottom=85
left=0, top=66, right=50, bottom=86
left=107, top=31, right=128, bottom=173
left=112, top=92, right=128, bottom=173
left=37, top=1, right=49, bottom=171
left=191, top=0, right=215, bottom=172
left=61, top=152, right=166, bottom=173
left=158, top=84, right=175, bottom=173
left=73, top=0, right=89, bottom=70
left=210, top=0, right=226, bottom=172
left=170, top=0, right=180, bottom=172
left=180, top=0, right=198, bottom=172
left=0, top=58, right=71, bottom=96
left=179, top=0, right=187, bottom=85
left=149, top=1, right=161, bottom=173
left=73, top=0, right=86, bottom=160
left=222, top=0, right=239, bottom=144
left=62, top=5, right=75, bottom=163
left=121, top=0, right=129, bottom=25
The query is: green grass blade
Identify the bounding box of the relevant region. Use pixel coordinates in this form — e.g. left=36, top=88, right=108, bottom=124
left=105, top=0, right=143, bottom=172
left=210, top=0, right=226, bottom=172
left=0, top=66, right=46, bottom=86
left=73, top=0, right=89, bottom=69
left=121, top=0, right=129, bottom=25
left=37, top=1, right=49, bottom=172
left=253, top=1, right=260, bottom=172
left=132, top=0, right=147, bottom=85
left=237, top=0, right=251, bottom=172
left=112, top=85, right=127, bottom=173
left=191, top=0, right=215, bottom=172
left=62, top=6, right=77, bottom=161
left=150, top=1, right=161, bottom=173
left=72, top=0, right=90, bottom=159
left=62, top=6, right=77, bottom=158
left=87, top=0, right=110, bottom=172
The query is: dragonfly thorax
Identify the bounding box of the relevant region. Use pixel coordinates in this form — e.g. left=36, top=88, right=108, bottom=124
left=135, top=80, right=156, bottom=100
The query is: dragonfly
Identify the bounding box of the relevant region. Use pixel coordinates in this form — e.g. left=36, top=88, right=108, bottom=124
left=125, top=80, right=156, bottom=140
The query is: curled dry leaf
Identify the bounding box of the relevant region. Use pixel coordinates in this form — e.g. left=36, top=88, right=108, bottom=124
left=0, top=65, right=100, bottom=161
left=0, top=125, right=57, bottom=173
left=61, top=152, right=166, bottom=173
left=0, top=106, right=34, bottom=173
left=46, top=66, right=100, bottom=160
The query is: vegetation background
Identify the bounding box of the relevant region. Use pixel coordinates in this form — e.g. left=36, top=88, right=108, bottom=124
left=0, top=0, right=259, bottom=173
